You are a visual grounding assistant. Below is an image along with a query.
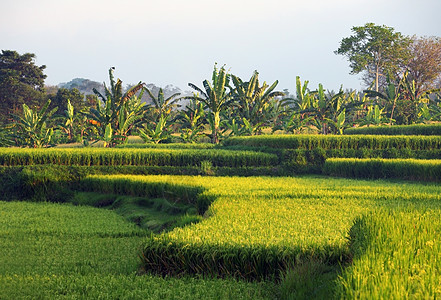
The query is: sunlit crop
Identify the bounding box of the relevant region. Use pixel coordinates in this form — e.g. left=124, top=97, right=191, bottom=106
left=82, top=174, right=441, bottom=281
left=324, top=158, right=441, bottom=181
left=0, top=147, right=278, bottom=167
left=336, top=209, right=441, bottom=299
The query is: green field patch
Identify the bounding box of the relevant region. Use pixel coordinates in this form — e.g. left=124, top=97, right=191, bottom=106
left=2, top=174, right=441, bottom=297
left=0, top=200, right=276, bottom=299
left=116, top=142, right=216, bottom=149
left=344, top=123, right=441, bottom=136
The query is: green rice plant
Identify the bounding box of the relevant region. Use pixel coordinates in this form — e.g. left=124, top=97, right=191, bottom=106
left=279, top=259, right=339, bottom=299
left=323, top=158, right=441, bottom=181
left=199, top=160, right=214, bottom=175
left=79, top=175, right=213, bottom=214
left=116, top=142, right=215, bottom=149
left=223, top=134, right=441, bottom=151
left=3, top=173, right=441, bottom=296
left=0, top=274, right=276, bottom=300
left=0, top=148, right=278, bottom=168
left=345, top=123, right=441, bottom=135
left=336, top=209, right=441, bottom=299
left=0, top=201, right=276, bottom=299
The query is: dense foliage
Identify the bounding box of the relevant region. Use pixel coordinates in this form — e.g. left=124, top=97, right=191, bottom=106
left=1, top=54, right=440, bottom=147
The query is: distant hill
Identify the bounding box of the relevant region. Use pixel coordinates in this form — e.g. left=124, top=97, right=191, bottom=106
left=58, top=78, right=104, bottom=95
left=57, top=78, right=194, bottom=107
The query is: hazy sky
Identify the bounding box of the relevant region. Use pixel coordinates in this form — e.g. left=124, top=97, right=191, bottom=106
left=1, top=0, right=440, bottom=92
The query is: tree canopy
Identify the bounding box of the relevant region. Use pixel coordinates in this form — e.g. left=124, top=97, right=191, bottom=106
left=335, top=23, right=411, bottom=93
left=0, top=50, right=47, bottom=124
left=405, top=36, right=441, bottom=95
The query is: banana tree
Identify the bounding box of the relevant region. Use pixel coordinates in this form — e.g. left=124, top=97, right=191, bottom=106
left=280, top=76, right=320, bottom=132
left=0, top=124, right=14, bottom=147
left=230, top=71, right=285, bottom=135
left=327, top=109, right=346, bottom=135
left=358, top=104, right=391, bottom=126
left=364, top=73, right=405, bottom=125
left=113, top=96, right=147, bottom=145
left=57, top=99, right=76, bottom=142
left=85, top=67, right=145, bottom=146
left=291, top=76, right=314, bottom=111
left=187, top=64, right=231, bottom=144
left=176, top=97, right=206, bottom=143
left=424, top=93, right=441, bottom=121
left=400, top=74, right=440, bottom=124
left=11, top=99, right=57, bottom=147
left=307, top=84, right=345, bottom=134
left=138, top=114, right=170, bottom=144
left=273, top=111, right=314, bottom=134
left=143, top=87, right=181, bottom=121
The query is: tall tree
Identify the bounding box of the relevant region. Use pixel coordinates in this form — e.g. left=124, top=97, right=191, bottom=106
left=405, top=36, right=441, bottom=95
left=49, top=88, right=85, bottom=115
left=335, top=23, right=410, bottom=93
left=0, top=50, right=47, bottom=124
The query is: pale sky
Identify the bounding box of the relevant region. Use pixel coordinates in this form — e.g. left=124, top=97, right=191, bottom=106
left=1, top=0, right=440, bottom=93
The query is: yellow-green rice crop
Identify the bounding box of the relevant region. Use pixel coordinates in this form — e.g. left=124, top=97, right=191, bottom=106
left=324, top=158, right=441, bottom=181
left=336, top=209, right=441, bottom=299
left=82, top=175, right=441, bottom=280
left=223, top=134, right=441, bottom=151
left=0, top=147, right=278, bottom=167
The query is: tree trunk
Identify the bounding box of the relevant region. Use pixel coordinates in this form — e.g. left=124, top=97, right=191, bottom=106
left=212, top=112, right=220, bottom=144
left=376, top=65, right=380, bottom=94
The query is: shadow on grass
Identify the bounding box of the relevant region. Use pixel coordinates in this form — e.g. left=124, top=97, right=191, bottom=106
left=70, top=192, right=203, bottom=233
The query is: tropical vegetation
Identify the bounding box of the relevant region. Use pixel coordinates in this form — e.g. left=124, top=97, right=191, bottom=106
left=1, top=21, right=441, bottom=300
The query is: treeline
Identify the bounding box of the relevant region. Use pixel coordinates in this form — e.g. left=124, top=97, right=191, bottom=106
left=1, top=64, right=440, bottom=148
left=1, top=23, right=440, bottom=147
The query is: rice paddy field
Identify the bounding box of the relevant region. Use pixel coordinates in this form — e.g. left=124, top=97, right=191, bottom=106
left=1, top=135, right=441, bottom=299
left=2, top=175, right=441, bottom=298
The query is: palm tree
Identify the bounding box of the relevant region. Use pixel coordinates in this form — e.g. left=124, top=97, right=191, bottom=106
left=187, top=64, right=231, bottom=144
